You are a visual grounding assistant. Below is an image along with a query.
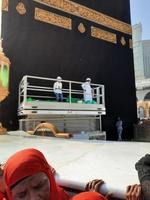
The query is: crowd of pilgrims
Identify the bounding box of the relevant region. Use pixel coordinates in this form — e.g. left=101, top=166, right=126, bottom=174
left=0, top=148, right=150, bottom=200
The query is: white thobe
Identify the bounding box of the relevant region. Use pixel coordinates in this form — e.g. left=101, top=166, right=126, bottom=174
left=81, top=82, right=92, bottom=101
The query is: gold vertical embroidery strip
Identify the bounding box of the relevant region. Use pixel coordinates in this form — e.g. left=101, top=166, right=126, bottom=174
left=35, top=7, right=72, bottom=30
left=129, top=39, right=133, bottom=49
left=33, top=0, right=132, bottom=35
left=2, top=0, right=9, bottom=11
left=91, top=26, right=117, bottom=44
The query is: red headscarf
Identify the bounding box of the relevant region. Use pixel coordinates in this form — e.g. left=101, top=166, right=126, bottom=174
left=71, top=192, right=107, bottom=200
left=0, top=192, right=6, bottom=200
left=4, top=148, right=69, bottom=200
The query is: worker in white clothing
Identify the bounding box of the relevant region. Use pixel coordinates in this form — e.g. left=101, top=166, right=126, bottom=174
left=53, top=76, right=63, bottom=102
left=81, top=78, right=93, bottom=103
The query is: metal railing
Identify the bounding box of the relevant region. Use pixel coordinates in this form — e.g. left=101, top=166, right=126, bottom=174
left=18, top=75, right=105, bottom=107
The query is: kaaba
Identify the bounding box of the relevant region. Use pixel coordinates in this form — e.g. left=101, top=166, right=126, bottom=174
left=0, top=0, right=137, bottom=139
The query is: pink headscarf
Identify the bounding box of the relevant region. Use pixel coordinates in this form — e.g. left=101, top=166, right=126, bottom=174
left=71, top=192, right=107, bottom=200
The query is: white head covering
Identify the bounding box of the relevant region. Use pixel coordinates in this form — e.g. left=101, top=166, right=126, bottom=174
left=86, top=78, right=91, bottom=82
left=57, top=76, right=62, bottom=81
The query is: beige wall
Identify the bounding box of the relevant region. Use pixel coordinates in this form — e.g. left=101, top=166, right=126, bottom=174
left=137, top=100, right=150, bottom=118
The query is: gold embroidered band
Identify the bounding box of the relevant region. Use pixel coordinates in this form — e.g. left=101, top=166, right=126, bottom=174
left=35, top=7, right=72, bottom=30
left=33, top=0, right=132, bottom=35
left=91, top=26, right=117, bottom=44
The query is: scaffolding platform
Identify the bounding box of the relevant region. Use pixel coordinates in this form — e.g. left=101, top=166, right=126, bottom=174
left=18, top=76, right=106, bottom=133
left=19, top=101, right=105, bottom=116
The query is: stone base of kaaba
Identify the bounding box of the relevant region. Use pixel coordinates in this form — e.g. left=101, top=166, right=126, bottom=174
left=8, top=130, right=106, bottom=140
left=73, top=131, right=106, bottom=140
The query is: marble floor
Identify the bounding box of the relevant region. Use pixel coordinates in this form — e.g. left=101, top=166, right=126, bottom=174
left=0, top=132, right=150, bottom=199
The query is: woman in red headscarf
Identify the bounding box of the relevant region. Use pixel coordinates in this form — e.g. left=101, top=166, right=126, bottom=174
left=3, top=148, right=69, bottom=200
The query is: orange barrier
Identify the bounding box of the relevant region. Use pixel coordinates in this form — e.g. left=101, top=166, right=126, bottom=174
left=0, top=123, right=7, bottom=135
left=29, top=122, right=72, bottom=139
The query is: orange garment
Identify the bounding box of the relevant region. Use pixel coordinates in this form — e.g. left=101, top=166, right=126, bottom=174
left=71, top=192, right=107, bottom=200
left=4, top=148, right=69, bottom=200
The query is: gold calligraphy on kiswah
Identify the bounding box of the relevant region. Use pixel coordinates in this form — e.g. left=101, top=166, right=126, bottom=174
left=35, top=8, right=72, bottom=30
left=2, top=0, right=9, bottom=11
left=91, top=26, right=117, bottom=44
left=33, top=0, right=132, bottom=35
left=16, top=2, right=27, bottom=15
